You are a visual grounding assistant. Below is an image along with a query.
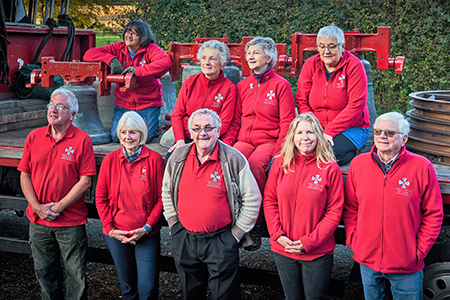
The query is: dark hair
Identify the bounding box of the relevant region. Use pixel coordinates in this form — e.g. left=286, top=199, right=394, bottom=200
left=122, top=20, right=156, bottom=48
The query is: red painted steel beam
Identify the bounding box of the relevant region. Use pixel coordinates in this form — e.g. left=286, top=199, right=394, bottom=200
left=168, top=35, right=288, bottom=80
left=26, top=57, right=139, bottom=95
left=286, top=26, right=405, bottom=77
left=168, top=28, right=404, bottom=80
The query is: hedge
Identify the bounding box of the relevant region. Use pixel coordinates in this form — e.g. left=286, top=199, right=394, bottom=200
left=116, top=0, right=449, bottom=115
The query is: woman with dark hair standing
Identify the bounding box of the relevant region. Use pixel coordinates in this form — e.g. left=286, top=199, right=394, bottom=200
left=264, top=114, right=344, bottom=300
left=84, top=20, right=172, bottom=143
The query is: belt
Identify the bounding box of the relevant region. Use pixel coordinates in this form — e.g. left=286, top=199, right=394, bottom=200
left=186, top=223, right=232, bottom=239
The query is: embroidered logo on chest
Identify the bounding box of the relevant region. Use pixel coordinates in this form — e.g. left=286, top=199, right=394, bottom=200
left=336, top=75, right=346, bottom=88
left=264, top=90, right=277, bottom=105
left=307, top=174, right=323, bottom=191
left=61, top=146, right=74, bottom=162
left=140, top=168, right=147, bottom=182
left=207, top=171, right=222, bottom=189
left=211, top=94, right=223, bottom=108
left=396, top=177, right=411, bottom=196
left=139, top=59, right=146, bottom=66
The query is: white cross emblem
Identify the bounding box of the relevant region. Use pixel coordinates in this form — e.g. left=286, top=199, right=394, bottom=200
left=399, top=178, right=410, bottom=188
left=311, top=175, right=322, bottom=184
left=215, top=94, right=223, bottom=102
left=65, top=147, right=73, bottom=156
left=211, top=172, right=221, bottom=182
left=267, top=90, right=275, bottom=100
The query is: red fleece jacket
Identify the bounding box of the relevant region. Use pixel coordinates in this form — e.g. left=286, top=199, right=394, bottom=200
left=296, top=51, right=370, bottom=137
left=264, top=153, right=344, bottom=261
left=171, top=72, right=236, bottom=141
left=344, top=146, right=443, bottom=273
left=222, top=68, right=295, bottom=156
left=84, top=42, right=172, bottom=110
left=96, top=146, right=164, bottom=236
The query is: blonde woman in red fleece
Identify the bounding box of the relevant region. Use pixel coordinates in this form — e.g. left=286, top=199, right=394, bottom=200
left=264, top=114, right=344, bottom=300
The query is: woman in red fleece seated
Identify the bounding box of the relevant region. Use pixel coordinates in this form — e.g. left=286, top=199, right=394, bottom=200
left=168, top=40, right=236, bottom=154
left=84, top=20, right=172, bottom=143
left=222, top=38, right=295, bottom=248
left=296, top=24, right=370, bottom=165
left=264, top=113, right=344, bottom=300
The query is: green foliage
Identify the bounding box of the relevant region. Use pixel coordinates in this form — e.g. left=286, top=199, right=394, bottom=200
left=69, top=0, right=113, bottom=29
left=115, top=0, right=450, bottom=115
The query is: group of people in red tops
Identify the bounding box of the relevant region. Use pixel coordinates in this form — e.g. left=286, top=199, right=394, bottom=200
left=21, top=20, right=442, bottom=300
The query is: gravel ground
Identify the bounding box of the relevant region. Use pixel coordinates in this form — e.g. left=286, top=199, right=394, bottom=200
left=0, top=209, right=365, bottom=299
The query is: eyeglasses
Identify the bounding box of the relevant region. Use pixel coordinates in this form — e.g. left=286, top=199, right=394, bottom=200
left=125, top=31, right=139, bottom=38
left=47, top=103, right=70, bottom=111
left=317, top=44, right=340, bottom=52
left=373, top=129, right=401, bottom=138
left=190, top=126, right=216, bottom=133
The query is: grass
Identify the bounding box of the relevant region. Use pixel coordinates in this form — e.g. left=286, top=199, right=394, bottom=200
left=95, top=34, right=122, bottom=47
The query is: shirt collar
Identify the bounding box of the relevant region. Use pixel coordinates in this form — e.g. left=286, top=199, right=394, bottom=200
left=373, top=149, right=400, bottom=174
left=122, top=145, right=143, bottom=163
left=189, top=141, right=220, bottom=162
left=252, top=65, right=273, bottom=83
left=45, top=124, right=75, bottom=141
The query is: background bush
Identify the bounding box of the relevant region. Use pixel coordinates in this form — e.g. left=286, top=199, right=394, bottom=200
left=110, top=0, right=449, bottom=115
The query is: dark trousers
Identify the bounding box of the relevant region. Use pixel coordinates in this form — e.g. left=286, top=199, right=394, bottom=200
left=104, top=232, right=160, bottom=300
left=171, top=222, right=240, bottom=300
left=332, top=133, right=357, bottom=166
left=274, top=253, right=333, bottom=300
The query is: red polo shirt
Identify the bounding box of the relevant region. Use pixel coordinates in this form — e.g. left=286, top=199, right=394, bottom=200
left=177, top=142, right=231, bottom=233
left=18, top=124, right=97, bottom=227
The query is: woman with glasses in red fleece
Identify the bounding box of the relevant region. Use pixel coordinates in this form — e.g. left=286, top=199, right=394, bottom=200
left=84, top=20, right=172, bottom=144
left=296, top=24, right=370, bottom=166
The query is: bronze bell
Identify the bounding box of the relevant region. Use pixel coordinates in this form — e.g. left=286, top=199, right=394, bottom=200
left=63, top=83, right=111, bottom=145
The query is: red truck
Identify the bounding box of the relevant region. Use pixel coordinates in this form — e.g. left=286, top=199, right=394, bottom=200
left=0, top=5, right=449, bottom=299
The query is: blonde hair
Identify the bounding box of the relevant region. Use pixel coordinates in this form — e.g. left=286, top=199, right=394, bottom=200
left=281, top=114, right=335, bottom=173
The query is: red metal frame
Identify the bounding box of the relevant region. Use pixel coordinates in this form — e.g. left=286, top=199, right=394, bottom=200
left=282, top=26, right=405, bottom=77
left=168, top=35, right=287, bottom=80
left=26, top=57, right=138, bottom=96
left=0, top=26, right=95, bottom=100
left=169, top=27, right=404, bottom=81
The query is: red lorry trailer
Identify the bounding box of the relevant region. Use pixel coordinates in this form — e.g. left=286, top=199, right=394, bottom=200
left=0, top=11, right=449, bottom=299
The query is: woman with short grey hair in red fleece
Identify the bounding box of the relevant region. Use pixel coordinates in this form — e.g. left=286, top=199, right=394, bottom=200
left=222, top=37, right=295, bottom=249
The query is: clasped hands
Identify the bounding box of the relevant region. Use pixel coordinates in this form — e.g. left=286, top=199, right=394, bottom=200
left=277, top=236, right=306, bottom=254
left=34, top=202, right=60, bottom=222
left=109, top=228, right=147, bottom=245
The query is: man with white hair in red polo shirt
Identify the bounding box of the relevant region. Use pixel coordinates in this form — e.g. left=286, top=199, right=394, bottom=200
left=19, top=88, right=96, bottom=299
left=162, top=108, right=261, bottom=300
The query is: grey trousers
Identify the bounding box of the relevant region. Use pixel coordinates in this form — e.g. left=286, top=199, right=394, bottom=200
left=29, top=223, right=87, bottom=300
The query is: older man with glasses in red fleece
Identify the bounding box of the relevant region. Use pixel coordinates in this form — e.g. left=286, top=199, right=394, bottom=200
left=344, top=111, right=443, bottom=299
